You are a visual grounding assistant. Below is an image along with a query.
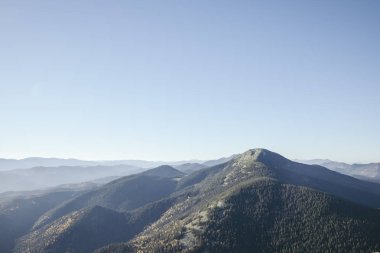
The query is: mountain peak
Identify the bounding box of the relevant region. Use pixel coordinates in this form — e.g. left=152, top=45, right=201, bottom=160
left=219, top=149, right=283, bottom=187
left=218, top=148, right=292, bottom=185
left=236, top=148, right=289, bottom=167
left=242, top=148, right=267, bottom=159
left=142, top=165, right=185, bottom=178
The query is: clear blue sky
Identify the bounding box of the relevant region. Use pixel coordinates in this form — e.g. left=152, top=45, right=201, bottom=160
left=0, top=0, right=379, bottom=163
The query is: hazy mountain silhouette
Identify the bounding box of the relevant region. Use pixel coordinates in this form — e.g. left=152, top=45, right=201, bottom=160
left=0, top=165, right=144, bottom=193
left=297, top=159, right=380, bottom=182
left=0, top=158, right=206, bottom=171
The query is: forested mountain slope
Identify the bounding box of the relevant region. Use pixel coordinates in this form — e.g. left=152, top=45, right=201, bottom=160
left=96, top=149, right=380, bottom=253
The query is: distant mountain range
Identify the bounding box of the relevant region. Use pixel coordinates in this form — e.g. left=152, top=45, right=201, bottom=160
left=0, top=158, right=99, bottom=171
left=0, top=157, right=194, bottom=171
left=1, top=149, right=380, bottom=253
left=2, top=155, right=378, bottom=181
left=295, top=159, right=380, bottom=182
left=0, top=156, right=236, bottom=171
left=0, top=165, right=144, bottom=193
left=0, top=157, right=234, bottom=193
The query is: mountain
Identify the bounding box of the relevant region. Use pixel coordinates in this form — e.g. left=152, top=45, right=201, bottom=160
left=350, top=163, right=380, bottom=182
left=0, top=165, right=144, bottom=193
left=12, top=165, right=185, bottom=253
left=0, top=158, right=205, bottom=171
left=100, top=160, right=204, bottom=169
left=96, top=149, right=380, bottom=253
left=297, top=159, right=380, bottom=182
left=0, top=157, right=233, bottom=192
left=4, top=149, right=380, bottom=253
left=202, top=155, right=236, bottom=167
left=30, top=166, right=182, bottom=230
left=0, top=158, right=98, bottom=171
left=294, top=159, right=354, bottom=173
left=174, top=163, right=207, bottom=174
left=142, top=165, right=186, bottom=178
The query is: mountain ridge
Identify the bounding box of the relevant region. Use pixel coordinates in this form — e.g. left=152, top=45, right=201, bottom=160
left=96, top=149, right=380, bottom=253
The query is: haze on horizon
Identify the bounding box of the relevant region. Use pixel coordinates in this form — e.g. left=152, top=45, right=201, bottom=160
left=1, top=1, right=379, bottom=163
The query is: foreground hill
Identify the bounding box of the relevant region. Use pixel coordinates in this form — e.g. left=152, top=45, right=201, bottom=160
left=0, top=190, right=81, bottom=253
left=14, top=205, right=132, bottom=253
left=4, top=149, right=380, bottom=253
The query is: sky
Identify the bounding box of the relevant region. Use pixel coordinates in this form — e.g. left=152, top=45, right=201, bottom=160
left=0, top=0, right=379, bottom=163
